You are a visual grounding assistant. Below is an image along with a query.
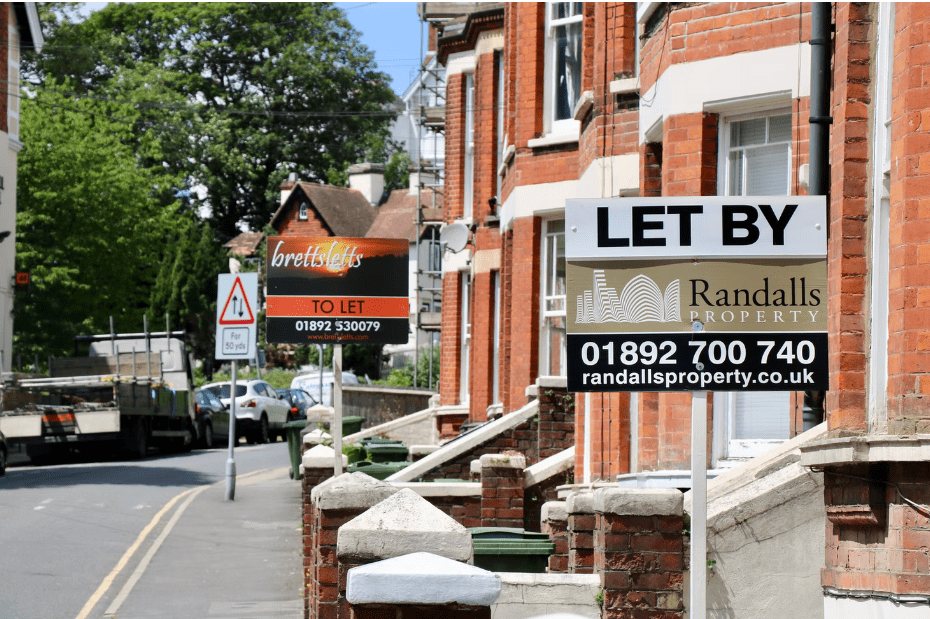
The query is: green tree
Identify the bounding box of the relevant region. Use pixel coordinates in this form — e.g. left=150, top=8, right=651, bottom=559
left=15, top=83, right=181, bottom=358
left=32, top=3, right=398, bottom=239
left=147, top=215, right=226, bottom=360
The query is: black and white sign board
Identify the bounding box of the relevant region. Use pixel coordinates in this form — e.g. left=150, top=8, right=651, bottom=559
left=215, top=273, right=258, bottom=360
left=565, top=196, right=828, bottom=392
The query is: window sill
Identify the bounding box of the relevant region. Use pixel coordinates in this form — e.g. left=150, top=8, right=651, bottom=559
left=609, top=77, right=640, bottom=95
left=527, top=131, right=579, bottom=150
left=572, top=90, right=594, bottom=121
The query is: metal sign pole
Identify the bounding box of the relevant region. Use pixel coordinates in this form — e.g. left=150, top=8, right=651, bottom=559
left=333, top=344, right=343, bottom=476
left=690, top=390, right=707, bottom=619
left=225, top=360, right=238, bottom=501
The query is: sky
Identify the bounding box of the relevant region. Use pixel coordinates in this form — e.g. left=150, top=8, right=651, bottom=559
left=335, top=2, right=424, bottom=96
left=78, top=2, right=425, bottom=98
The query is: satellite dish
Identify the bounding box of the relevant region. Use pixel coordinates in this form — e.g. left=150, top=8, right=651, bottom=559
left=439, top=222, right=470, bottom=253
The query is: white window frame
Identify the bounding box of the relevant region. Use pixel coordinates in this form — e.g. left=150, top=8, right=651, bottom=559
left=463, top=72, right=475, bottom=221
left=718, top=108, right=792, bottom=197
left=714, top=107, right=794, bottom=464
left=540, top=219, right=567, bottom=377
left=298, top=201, right=309, bottom=221
left=459, top=272, right=471, bottom=404
left=495, top=51, right=505, bottom=201
left=868, top=2, right=894, bottom=431
left=543, top=2, right=583, bottom=138
left=492, top=270, right=502, bottom=404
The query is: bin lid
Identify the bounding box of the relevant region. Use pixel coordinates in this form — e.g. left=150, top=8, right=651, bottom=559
left=348, top=460, right=410, bottom=472
left=471, top=541, right=555, bottom=555
left=468, top=527, right=551, bottom=540
left=361, top=437, right=405, bottom=445
left=342, top=415, right=365, bottom=423
left=284, top=420, right=308, bottom=429
left=365, top=443, right=409, bottom=454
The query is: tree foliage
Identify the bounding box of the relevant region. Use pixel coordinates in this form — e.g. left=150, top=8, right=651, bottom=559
left=31, top=2, right=398, bottom=238
left=15, top=83, right=178, bottom=357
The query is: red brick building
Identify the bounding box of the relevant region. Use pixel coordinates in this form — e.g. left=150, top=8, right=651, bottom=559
left=432, top=2, right=930, bottom=615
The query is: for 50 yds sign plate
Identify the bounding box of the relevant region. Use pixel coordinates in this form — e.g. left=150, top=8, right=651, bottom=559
left=565, top=196, right=828, bottom=392
left=265, top=237, right=409, bottom=345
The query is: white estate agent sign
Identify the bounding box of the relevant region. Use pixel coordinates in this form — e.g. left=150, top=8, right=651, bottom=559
left=565, top=196, right=828, bottom=393
left=215, top=272, right=258, bottom=361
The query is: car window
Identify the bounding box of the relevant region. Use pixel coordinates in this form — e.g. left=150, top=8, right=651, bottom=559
left=210, top=384, right=246, bottom=398
left=266, top=385, right=278, bottom=399
left=207, top=391, right=223, bottom=407
left=195, top=391, right=207, bottom=405
left=252, top=383, right=267, bottom=397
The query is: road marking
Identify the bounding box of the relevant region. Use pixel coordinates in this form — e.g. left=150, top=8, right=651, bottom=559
left=103, top=484, right=210, bottom=617
left=74, top=468, right=273, bottom=619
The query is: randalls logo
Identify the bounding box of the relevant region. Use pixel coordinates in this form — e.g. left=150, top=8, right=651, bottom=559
left=576, top=270, right=680, bottom=324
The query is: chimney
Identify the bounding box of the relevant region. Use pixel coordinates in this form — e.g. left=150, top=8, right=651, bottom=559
left=280, top=172, right=298, bottom=206
left=348, top=163, right=385, bottom=206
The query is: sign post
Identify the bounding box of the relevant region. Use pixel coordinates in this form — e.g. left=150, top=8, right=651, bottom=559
left=566, top=196, right=827, bottom=619
left=215, top=272, right=258, bottom=501
left=265, top=237, right=409, bottom=476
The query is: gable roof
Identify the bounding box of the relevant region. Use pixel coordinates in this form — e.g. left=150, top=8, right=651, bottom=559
left=270, top=182, right=377, bottom=237
left=223, top=231, right=264, bottom=257
left=366, top=188, right=444, bottom=242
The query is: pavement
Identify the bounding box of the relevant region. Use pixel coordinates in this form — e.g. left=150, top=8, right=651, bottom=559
left=109, top=463, right=305, bottom=619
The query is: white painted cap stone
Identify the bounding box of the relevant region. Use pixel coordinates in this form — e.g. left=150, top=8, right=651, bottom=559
left=346, top=552, right=501, bottom=606
left=337, top=488, right=473, bottom=562
left=301, top=444, right=347, bottom=469
left=310, top=472, right=398, bottom=510
left=566, top=492, right=595, bottom=515
left=594, top=487, right=683, bottom=517
left=541, top=500, right=568, bottom=523
left=302, top=428, right=331, bottom=446
left=479, top=453, right=527, bottom=469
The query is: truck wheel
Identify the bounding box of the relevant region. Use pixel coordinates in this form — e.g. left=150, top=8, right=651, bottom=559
left=127, top=419, right=148, bottom=459
left=0, top=447, right=6, bottom=476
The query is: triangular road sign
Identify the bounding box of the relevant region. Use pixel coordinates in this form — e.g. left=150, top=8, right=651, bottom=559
left=219, top=276, right=255, bottom=325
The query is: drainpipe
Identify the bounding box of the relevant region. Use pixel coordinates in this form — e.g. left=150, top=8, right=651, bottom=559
left=809, top=3, right=833, bottom=197
left=806, top=3, right=832, bottom=430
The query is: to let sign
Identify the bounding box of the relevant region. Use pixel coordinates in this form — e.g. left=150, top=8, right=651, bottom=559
left=265, top=236, right=409, bottom=345
left=565, top=196, right=828, bottom=392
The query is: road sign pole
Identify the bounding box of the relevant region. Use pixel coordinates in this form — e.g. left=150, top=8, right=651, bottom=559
left=333, top=344, right=343, bottom=476
left=690, top=390, right=707, bottom=619
left=225, top=360, right=238, bottom=501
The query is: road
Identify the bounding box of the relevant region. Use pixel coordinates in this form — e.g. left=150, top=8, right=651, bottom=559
left=0, top=441, right=303, bottom=619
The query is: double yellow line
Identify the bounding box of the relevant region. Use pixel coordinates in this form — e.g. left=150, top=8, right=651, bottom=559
left=74, top=468, right=274, bottom=619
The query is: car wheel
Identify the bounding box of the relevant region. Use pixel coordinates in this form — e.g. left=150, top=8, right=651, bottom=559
left=259, top=415, right=270, bottom=444
left=202, top=421, right=214, bottom=449
left=0, top=447, right=6, bottom=476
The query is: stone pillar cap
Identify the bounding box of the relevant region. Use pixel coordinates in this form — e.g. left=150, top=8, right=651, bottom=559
left=566, top=492, right=595, bottom=515
left=479, top=453, right=526, bottom=469
left=302, top=428, right=332, bottom=446
left=594, top=487, right=683, bottom=517
left=346, top=552, right=501, bottom=606
left=470, top=459, right=482, bottom=474
left=337, top=488, right=472, bottom=562
left=541, top=500, right=568, bottom=522
left=310, top=471, right=398, bottom=510
left=302, top=444, right=348, bottom=469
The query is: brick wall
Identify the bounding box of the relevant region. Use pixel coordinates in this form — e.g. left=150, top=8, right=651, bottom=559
left=639, top=3, right=811, bottom=95
left=504, top=216, right=541, bottom=412
left=421, top=416, right=538, bottom=481
left=276, top=203, right=331, bottom=237
left=422, top=494, right=482, bottom=529
left=822, top=463, right=930, bottom=597
left=440, top=273, right=462, bottom=405
left=824, top=2, right=870, bottom=433
left=886, top=3, right=930, bottom=431
left=480, top=454, right=525, bottom=527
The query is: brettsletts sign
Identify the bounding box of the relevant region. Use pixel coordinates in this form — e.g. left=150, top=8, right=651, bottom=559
left=565, top=197, right=828, bottom=392
left=265, top=236, right=409, bottom=345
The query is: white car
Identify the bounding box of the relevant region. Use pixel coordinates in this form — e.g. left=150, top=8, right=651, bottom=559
left=201, top=380, right=290, bottom=444
left=290, top=370, right=360, bottom=407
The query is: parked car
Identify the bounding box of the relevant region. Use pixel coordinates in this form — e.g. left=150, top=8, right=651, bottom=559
left=290, top=370, right=359, bottom=407
left=201, top=380, right=290, bottom=444
left=279, top=388, right=318, bottom=422
left=0, top=430, right=7, bottom=476
left=194, top=388, right=229, bottom=448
